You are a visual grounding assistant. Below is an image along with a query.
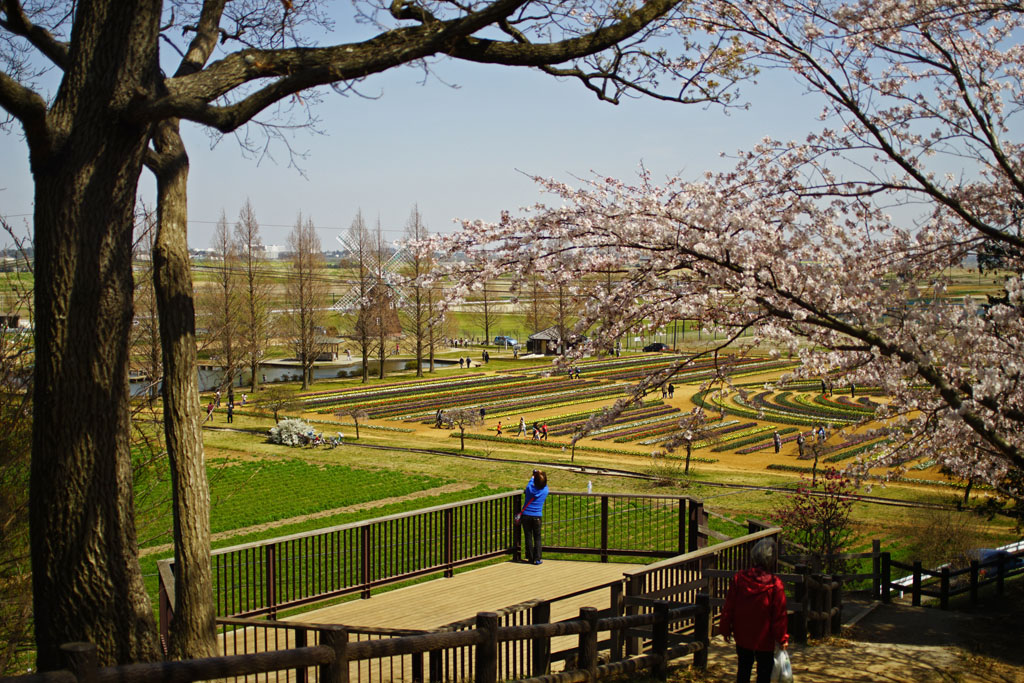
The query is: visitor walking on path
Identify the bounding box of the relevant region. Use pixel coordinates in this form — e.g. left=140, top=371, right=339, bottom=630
left=496, top=420, right=503, bottom=436
left=541, top=423, right=548, bottom=440
left=205, top=402, right=214, bottom=423
left=520, top=470, right=550, bottom=565
left=720, top=539, right=789, bottom=683
left=518, top=417, right=527, bottom=437
left=773, top=431, right=781, bottom=454
left=668, top=383, right=675, bottom=398
left=226, top=402, right=234, bottom=423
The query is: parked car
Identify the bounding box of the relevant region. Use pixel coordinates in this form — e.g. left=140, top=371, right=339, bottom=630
left=494, top=335, right=518, bottom=347
left=643, top=342, right=672, bottom=352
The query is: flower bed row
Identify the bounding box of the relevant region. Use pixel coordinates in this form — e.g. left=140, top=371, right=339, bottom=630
left=763, top=464, right=986, bottom=490
left=547, top=405, right=680, bottom=437
left=635, top=420, right=762, bottom=447
left=716, top=427, right=801, bottom=453
left=389, top=382, right=632, bottom=421
left=813, top=394, right=877, bottom=415
left=369, top=378, right=601, bottom=418
left=697, top=390, right=818, bottom=427
left=823, top=438, right=891, bottom=463
left=453, top=432, right=718, bottom=462
left=305, top=374, right=521, bottom=412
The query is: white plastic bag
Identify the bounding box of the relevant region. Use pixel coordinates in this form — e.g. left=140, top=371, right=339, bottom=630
left=771, top=646, right=793, bottom=683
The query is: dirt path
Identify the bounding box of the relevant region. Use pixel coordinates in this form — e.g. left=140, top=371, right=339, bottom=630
left=140, top=482, right=475, bottom=557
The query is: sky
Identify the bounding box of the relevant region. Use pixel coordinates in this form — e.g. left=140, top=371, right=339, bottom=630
left=0, top=20, right=818, bottom=250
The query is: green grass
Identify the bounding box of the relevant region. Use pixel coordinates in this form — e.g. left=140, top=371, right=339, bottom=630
left=139, top=482, right=501, bottom=619
left=136, top=457, right=448, bottom=547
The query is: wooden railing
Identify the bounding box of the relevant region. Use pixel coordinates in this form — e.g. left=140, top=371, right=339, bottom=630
left=16, top=523, right=800, bottom=683
left=880, top=549, right=1024, bottom=608
left=13, top=600, right=712, bottom=683
left=159, top=492, right=708, bottom=643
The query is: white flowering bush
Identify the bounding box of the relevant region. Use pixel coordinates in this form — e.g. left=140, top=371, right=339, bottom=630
left=268, top=419, right=313, bottom=447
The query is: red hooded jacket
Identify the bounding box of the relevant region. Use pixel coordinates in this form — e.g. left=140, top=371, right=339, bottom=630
left=719, top=566, right=789, bottom=651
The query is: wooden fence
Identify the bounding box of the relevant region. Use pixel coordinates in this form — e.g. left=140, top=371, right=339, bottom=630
left=7, top=600, right=712, bottom=683
left=748, top=519, right=1024, bottom=613
left=159, top=491, right=708, bottom=643
left=880, top=549, right=1024, bottom=608
left=9, top=524, right=875, bottom=683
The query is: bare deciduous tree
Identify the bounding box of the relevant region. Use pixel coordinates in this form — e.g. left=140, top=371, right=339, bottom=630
left=285, top=214, right=328, bottom=390
left=205, top=212, right=243, bottom=391
left=234, top=199, right=272, bottom=394
left=446, top=407, right=484, bottom=451
left=400, top=206, right=432, bottom=377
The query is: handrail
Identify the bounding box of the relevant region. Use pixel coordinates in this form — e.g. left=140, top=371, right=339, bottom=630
left=210, top=491, right=519, bottom=555
left=623, top=527, right=780, bottom=578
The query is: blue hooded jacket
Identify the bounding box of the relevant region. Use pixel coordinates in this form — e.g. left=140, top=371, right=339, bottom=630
left=523, top=477, right=549, bottom=516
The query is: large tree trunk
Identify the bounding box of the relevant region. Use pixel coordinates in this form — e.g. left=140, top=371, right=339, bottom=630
left=151, top=121, right=217, bottom=661
left=29, top=1, right=163, bottom=668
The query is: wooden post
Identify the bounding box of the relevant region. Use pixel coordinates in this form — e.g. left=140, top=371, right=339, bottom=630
left=601, top=496, right=610, bottom=563
left=609, top=583, right=624, bottom=662
left=60, top=643, right=98, bottom=683
left=912, top=561, right=922, bottom=607
left=688, top=500, right=707, bottom=551
left=810, top=575, right=825, bottom=639
left=361, top=526, right=372, bottom=598
left=881, top=553, right=892, bottom=603
left=652, top=601, right=670, bottom=682
left=969, top=560, right=980, bottom=605
left=830, top=575, right=842, bottom=635
left=512, top=497, right=523, bottom=563
left=295, top=628, right=309, bottom=683
left=578, top=607, right=599, bottom=680
left=412, top=651, right=424, bottom=683
left=429, top=650, right=443, bottom=681
left=625, top=575, right=643, bottom=656
left=531, top=601, right=552, bottom=677
left=940, top=567, right=950, bottom=610
left=157, top=565, right=174, bottom=653
left=476, top=612, right=499, bottom=683
left=679, top=500, right=689, bottom=555
left=445, top=509, right=455, bottom=578
left=266, top=543, right=278, bottom=615
left=694, top=593, right=711, bottom=671
left=871, top=540, right=881, bottom=600
left=792, top=565, right=809, bottom=644
left=318, top=625, right=349, bottom=683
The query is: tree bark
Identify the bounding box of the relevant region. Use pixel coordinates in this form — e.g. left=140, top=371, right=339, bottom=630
left=150, top=120, right=217, bottom=661
left=28, top=0, right=163, bottom=667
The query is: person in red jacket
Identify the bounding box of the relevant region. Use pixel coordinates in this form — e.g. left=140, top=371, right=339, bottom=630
left=719, top=538, right=789, bottom=683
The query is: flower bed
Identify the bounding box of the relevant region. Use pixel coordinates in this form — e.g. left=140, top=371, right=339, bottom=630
left=712, top=427, right=800, bottom=452
left=454, top=432, right=718, bottom=462
left=388, top=382, right=631, bottom=421
left=547, top=405, right=680, bottom=437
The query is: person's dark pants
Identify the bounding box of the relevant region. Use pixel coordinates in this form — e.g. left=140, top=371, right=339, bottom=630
left=736, top=645, right=774, bottom=683
left=522, top=514, right=542, bottom=562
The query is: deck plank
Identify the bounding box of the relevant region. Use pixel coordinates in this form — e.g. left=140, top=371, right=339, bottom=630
left=288, top=559, right=634, bottom=630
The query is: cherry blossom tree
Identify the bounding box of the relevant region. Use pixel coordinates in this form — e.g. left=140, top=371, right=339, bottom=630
left=426, top=0, right=1024, bottom=504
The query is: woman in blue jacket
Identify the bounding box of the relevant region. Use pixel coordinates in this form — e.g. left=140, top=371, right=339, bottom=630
left=522, top=470, right=549, bottom=565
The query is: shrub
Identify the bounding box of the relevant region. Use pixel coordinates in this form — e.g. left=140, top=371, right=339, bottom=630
left=268, top=418, right=314, bottom=446
left=902, top=508, right=981, bottom=569
left=771, top=468, right=858, bottom=573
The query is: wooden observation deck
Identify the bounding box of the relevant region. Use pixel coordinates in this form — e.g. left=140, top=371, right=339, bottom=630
left=290, top=559, right=634, bottom=631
